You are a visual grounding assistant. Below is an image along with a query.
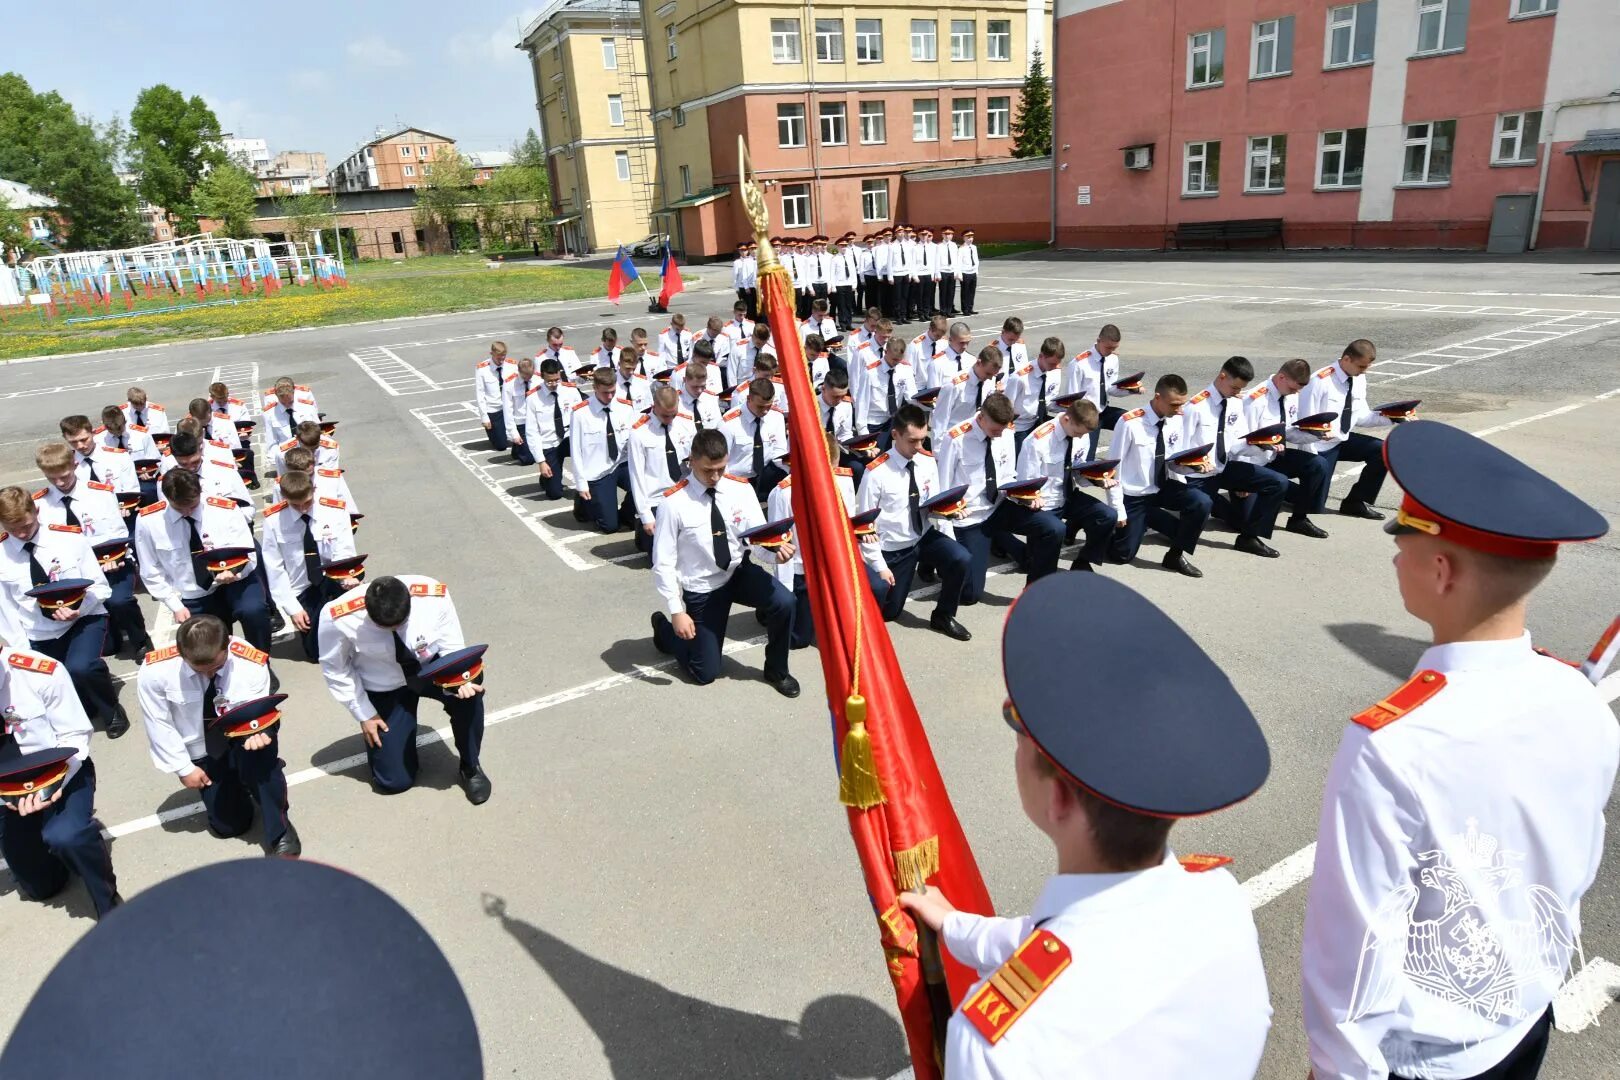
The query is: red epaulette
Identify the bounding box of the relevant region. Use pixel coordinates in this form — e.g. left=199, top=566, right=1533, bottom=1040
left=949, top=420, right=973, bottom=438
left=1119, top=408, right=1146, bottom=423
left=7, top=652, right=59, bottom=675
left=632, top=415, right=650, bottom=429
left=47, top=523, right=82, bottom=534
left=319, top=497, right=346, bottom=510
left=263, top=501, right=288, bottom=516
left=723, top=473, right=751, bottom=485
left=834, top=466, right=852, bottom=477
left=1189, top=390, right=1211, bottom=405
left=1315, top=366, right=1336, bottom=380
left=1352, top=670, right=1447, bottom=731
left=572, top=400, right=590, bottom=411
left=30, top=488, right=46, bottom=500
left=776, top=476, right=792, bottom=490
left=101, top=445, right=129, bottom=454
left=329, top=596, right=366, bottom=619
left=1179, top=854, right=1234, bottom=873
left=319, top=438, right=338, bottom=449
left=1247, top=384, right=1271, bottom=400
left=139, top=501, right=168, bottom=516
left=1033, top=421, right=1056, bottom=439
left=664, top=479, right=688, bottom=496
left=144, top=645, right=180, bottom=665
left=868, top=452, right=891, bottom=468
left=723, top=408, right=742, bottom=421
left=229, top=640, right=269, bottom=666
left=205, top=496, right=235, bottom=510
left=408, top=582, right=448, bottom=598
left=961, top=929, right=1072, bottom=1045
left=317, top=468, right=344, bottom=478
left=1016, top=363, right=1034, bottom=376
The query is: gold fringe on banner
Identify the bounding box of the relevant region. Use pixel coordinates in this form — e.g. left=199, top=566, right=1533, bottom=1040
left=839, top=694, right=886, bottom=809
left=892, top=836, right=941, bottom=893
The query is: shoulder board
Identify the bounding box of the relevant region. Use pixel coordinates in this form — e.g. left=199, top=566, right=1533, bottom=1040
left=29, top=488, right=46, bottom=501
left=319, top=497, right=346, bottom=509
left=149, top=403, right=166, bottom=411
left=835, top=466, right=853, bottom=477
left=329, top=596, right=366, bottom=619
left=317, top=468, right=343, bottom=478
left=723, top=408, right=742, bottom=421
left=205, top=496, right=235, bottom=510
left=263, top=501, right=288, bottom=516
left=632, top=415, right=650, bottom=429
left=504, top=373, right=517, bottom=383
left=776, top=476, right=792, bottom=490
left=572, top=400, right=590, bottom=411
left=47, top=523, right=83, bottom=534
left=477, top=359, right=491, bottom=368
left=207, top=439, right=229, bottom=449
left=93, top=425, right=107, bottom=434
left=911, top=334, right=926, bottom=343
left=408, top=582, right=448, bottom=598
left=918, top=448, right=934, bottom=457
left=228, top=640, right=269, bottom=666
left=961, top=928, right=1072, bottom=1046
left=663, top=479, right=689, bottom=496
left=1353, top=670, right=1447, bottom=732
left=866, top=358, right=881, bottom=370
left=614, top=396, right=634, bottom=406
left=868, top=452, right=891, bottom=468
left=102, top=445, right=129, bottom=454
left=723, top=473, right=751, bottom=485
left=1189, top=390, right=1211, bottom=404
left=770, top=404, right=786, bottom=414
left=677, top=410, right=693, bottom=420
left=1179, top=853, right=1234, bottom=873
left=1120, top=408, right=1146, bottom=423
left=130, top=424, right=148, bottom=433
left=949, top=420, right=973, bottom=438
left=526, top=385, right=540, bottom=397
left=1315, top=366, right=1336, bottom=380
left=951, top=372, right=970, bottom=385
left=139, top=500, right=168, bottom=516
left=295, top=385, right=310, bottom=392
left=1533, top=645, right=1581, bottom=669
left=1033, top=421, right=1056, bottom=439
left=144, top=644, right=181, bottom=666
left=319, top=438, right=338, bottom=449
left=227, top=398, right=242, bottom=405
left=279, top=438, right=297, bottom=450
left=1247, top=384, right=1271, bottom=399
left=1076, top=349, right=1094, bottom=361
left=7, top=652, right=59, bottom=675
left=632, top=373, right=648, bottom=382
left=1017, top=363, right=1034, bottom=376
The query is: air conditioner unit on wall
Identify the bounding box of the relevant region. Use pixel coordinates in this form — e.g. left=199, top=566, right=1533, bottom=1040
left=1123, top=146, right=1153, bottom=171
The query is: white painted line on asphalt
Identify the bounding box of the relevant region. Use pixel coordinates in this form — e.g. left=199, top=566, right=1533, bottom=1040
left=1554, top=957, right=1620, bottom=1034
left=1003, top=275, right=1620, bottom=310
left=1242, top=843, right=1319, bottom=910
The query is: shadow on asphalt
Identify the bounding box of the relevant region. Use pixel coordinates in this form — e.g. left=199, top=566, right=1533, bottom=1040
left=599, top=637, right=674, bottom=686
left=480, top=894, right=909, bottom=1079
left=307, top=726, right=462, bottom=793
left=1326, top=622, right=1429, bottom=681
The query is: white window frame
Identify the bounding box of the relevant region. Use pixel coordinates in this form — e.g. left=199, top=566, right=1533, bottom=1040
left=603, top=37, right=619, bottom=69
left=1188, top=29, right=1225, bottom=88
left=951, top=20, right=976, bottom=61
left=1316, top=128, right=1366, bottom=189
left=1415, top=0, right=1466, bottom=56
left=819, top=102, right=848, bottom=146
left=781, top=183, right=811, bottom=228
left=951, top=98, right=976, bottom=140
left=815, top=19, right=844, bottom=62
left=986, top=96, right=1011, bottom=138
left=608, top=95, right=625, bottom=126
left=1183, top=140, right=1220, bottom=196
left=1492, top=110, right=1541, bottom=165
left=402, top=164, right=415, bottom=177
left=859, top=100, right=887, bottom=144
left=771, top=19, right=802, bottom=63
left=987, top=20, right=1011, bottom=61
left=855, top=19, right=884, bottom=62
left=1251, top=18, right=1292, bottom=78
left=1511, top=0, right=1557, bottom=16
left=399, top=145, right=412, bottom=159
left=1326, top=2, right=1376, bottom=69
left=615, top=151, right=631, bottom=182
left=861, top=179, right=890, bottom=222
left=777, top=103, right=807, bottom=148
left=911, top=20, right=937, bottom=61
left=418, top=144, right=429, bottom=157
left=679, top=164, right=692, bottom=196
left=1245, top=134, right=1287, bottom=192
left=913, top=99, right=939, bottom=142
left=1401, top=119, right=1456, bottom=184
left=665, top=25, right=677, bottom=61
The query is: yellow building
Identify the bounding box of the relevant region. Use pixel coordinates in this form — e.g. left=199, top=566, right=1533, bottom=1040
left=641, top=0, right=1053, bottom=257
left=520, top=0, right=661, bottom=255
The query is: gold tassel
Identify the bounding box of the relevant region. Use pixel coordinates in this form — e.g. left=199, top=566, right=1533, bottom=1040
left=892, top=835, right=941, bottom=893
left=838, top=693, right=886, bottom=809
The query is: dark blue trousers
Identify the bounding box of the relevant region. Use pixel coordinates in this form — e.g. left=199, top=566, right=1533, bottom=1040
left=1063, top=493, right=1119, bottom=566
left=1110, top=482, right=1213, bottom=562
left=652, top=557, right=794, bottom=684
left=538, top=441, right=569, bottom=499
left=873, top=528, right=970, bottom=622
left=582, top=462, right=633, bottom=533
left=1272, top=448, right=1334, bottom=517
left=294, top=581, right=334, bottom=660
left=1314, top=433, right=1388, bottom=509
left=486, top=410, right=509, bottom=451
left=237, top=446, right=258, bottom=483
left=103, top=562, right=152, bottom=654
left=1195, top=460, right=1288, bottom=539
left=788, top=564, right=885, bottom=648
left=981, top=501, right=1065, bottom=586
left=512, top=424, right=535, bottom=466
left=0, top=760, right=118, bottom=917
left=363, top=684, right=485, bottom=794
left=193, top=729, right=289, bottom=846
left=32, top=614, right=119, bottom=725
left=197, top=573, right=272, bottom=652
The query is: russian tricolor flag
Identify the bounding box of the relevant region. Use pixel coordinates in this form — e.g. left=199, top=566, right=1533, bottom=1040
left=607, top=246, right=639, bottom=305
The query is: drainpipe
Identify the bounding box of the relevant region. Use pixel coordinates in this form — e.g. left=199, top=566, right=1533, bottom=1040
left=1048, top=1, right=1058, bottom=246
left=1530, top=93, right=1620, bottom=250
left=805, top=0, right=822, bottom=234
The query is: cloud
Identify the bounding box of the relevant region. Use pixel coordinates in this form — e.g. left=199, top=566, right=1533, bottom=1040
left=449, top=8, right=542, bottom=66
left=346, top=36, right=408, bottom=68
left=289, top=69, right=332, bottom=94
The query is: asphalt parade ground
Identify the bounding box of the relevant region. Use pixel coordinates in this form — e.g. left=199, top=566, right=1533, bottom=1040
left=2, top=252, right=1618, bottom=1078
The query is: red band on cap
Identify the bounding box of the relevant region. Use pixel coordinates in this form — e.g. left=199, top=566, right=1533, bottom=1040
left=1399, top=494, right=1561, bottom=559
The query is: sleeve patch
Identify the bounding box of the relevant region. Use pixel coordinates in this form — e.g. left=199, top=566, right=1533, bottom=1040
left=6, top=652, right=59, bottom=675
left=1353, top=670, right=1447, bottom=731
left=229, top=640, right=269, bottom=666
left=408, top=583, right=449, bottom=598
left=961, top=929, right=1072, bottom=1046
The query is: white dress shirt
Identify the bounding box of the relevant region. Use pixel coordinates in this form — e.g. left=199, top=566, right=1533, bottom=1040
left=97, top=425, right=158, bottom=460
left=137, top=638, right=271, bottom=774
left=261, top=497, right=358, bottom=616
left=651, top=476, right=771, bottom=614
left=503, top=373, right=542, bottom=440
left=958, top=241, right=980, bottom=275
left=0, top=647, right=93, bottom=786
left=657, top=327, right=696, bottom=372
left=133, top=497, right=258, bottom=612
left=1303, top=635, right=1619, bottom=1080
left=263, top=397, right=319, bottom=447
left=720, top=405, right=789, bottom=478
left=994, top=336, right=1030, bottom=380
left=937, top=418, right=1018, bottom=527
left=536, top=343, right=581, bottom=372
left=570, top=396, right=637, bottom=488
left=816, top=395, right=855, bottom=444
left=318, top=575, right=466, bottom=725
left=614, top=371, right=654, bottom=412
left=1295, top=360, right=1392, bottom=454
left=32, top=481, right=127, bottom=543
left=943, top=857, right=1271, bottom=1079
left=799, top=314, right=837, bottom=344
left=261, top=384, right=320, bottom=416
left=271, top=437, right=339, bottom=477
left=0, top=524, right=110, bottom=644
left=907, top=333, right=948, bottom=372
left=932, top=368, right=998, bottom=444
left=873, top=242, right=893, bottom=281
left=1005, top=361, right=1061, bottom=433
left=1180, top=384, right=1253, bottom=477
left=855, top=448, right=952, bottom=549
left=1015, top=420, right=1124, bottom=516
left=627, top=412, right=697, bottom=525
left=722, top=316, right=755, bottom=347
left=929, top=345, right=973, bottom=391
left=937, top=240, right=958, bottom=274
left=767, top=470, right=875, bottom=584
left=1062, top=346, right=1127, bottom=405
left=522, top=380, right=585, bottom=451
left=474, top=356, right=515, bottom=414
left=1110, top=406, right=1185, bottom=509
left=120, top=400, right=171, bottom=436
left=854, top=357, right=918, bottom=431
left=1233, top=376, right=1301, bottom=466
left=855, top=244, right=876, bottom=278
left=731, top=257, right=750, bottom=290
left=678, top=388, right=725, bottom=430
left=273, top=469, right=361, bottom=516
left=76, top=447, right=138, bottom=495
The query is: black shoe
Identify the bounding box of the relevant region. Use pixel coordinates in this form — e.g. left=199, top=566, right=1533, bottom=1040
left=1235, top=535, right=1280, bottom=559
left=269, top=609, right=286, bottom=633
left=929, top=614, right=972, bottom=641
left=461, top=767, right=492, bottom=805
left=1339, top=500, right=1385, bottom=521
left=245, top=478, right=261, bottom=491
left=1162, top=552, right=1203, bottom=578
left=133, top=638, right=155, bottom=658
left=764, top=670, right=801, bottom=698
left=650, top=612, right=673, bottom=654
left=105, top=704, right=131, bottom=739
left=1286, top=516, right=1328, bottom=539
left=269, top=822, right=302, bottom=857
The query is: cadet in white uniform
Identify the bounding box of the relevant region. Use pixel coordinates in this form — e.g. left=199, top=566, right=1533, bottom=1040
left=1179, top=357, right=1289, bottom=560
left=1103, top=375, right=1211, bottom=579
left=956, top=228, right=980, bottom=315
left=657, top=314, right=696, bottom=373
left=570, top=368, right=638, bottom=534
left=1303, top=420, right=1618, bottom=1080
left=906, top=317, right=951, bottom=378
left=1289, top=338, right=1392, bottom=521
left=720, top=378, right=789, bottom=502
left=613, top=349, right=654, bottom=412
left=1238, top=358, right=1333, bottom=540
left=121, top=388, right=170, bottom=436
left=318, top=574, right=490, bottom=803
left=678, top=361, right=725, bottom=431
left=731, top=242, right=757, bottom=320
left=626, top=386, right=697, bottom=552
left=931, top=344, right=1003, bottom=448
left=1004, top=336, right=1064, bottom=450
left=536, top=326, right=581, bottom=374
left=61, top=414, right=139, bottom=504
left=474, top=343, right=516, bottom=451
left=1014, top=396, right=1122, bottom=572
left=261, top=470, right=359, bottom=660
left=854, top=336, right=918, bottom=443
left=262, top=378, right=320, bottom=449
left=766, top=435, right=874, bottom=649
left=206, top=383, right=258, bottom=489
left=1063, top=324, right=1134, bottom=439
left=900, top=571, right=1272, bottom=1080
left=524, top=357, right=584, bottom=501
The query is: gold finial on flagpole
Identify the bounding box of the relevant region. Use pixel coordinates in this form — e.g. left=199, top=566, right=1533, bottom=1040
left=739, top=137, right=780, bottom=274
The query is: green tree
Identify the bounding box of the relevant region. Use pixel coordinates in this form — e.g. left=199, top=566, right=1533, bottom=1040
left=1011, top=47, right=1052, bottom=159
left=513, top=128, right=546, bottom=170
left=272, top=191, right=336, bottom=248
left=195, top=162, right=260, bottom=237
left=412, top=146, right=477, bottom=253
left=476, top=151, right=551, bottom=249
left=129, top=84, right=227, bottom=232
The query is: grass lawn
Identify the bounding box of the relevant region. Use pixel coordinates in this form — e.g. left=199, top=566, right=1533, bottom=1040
left=980, top=241, right=1048, bottom=259
left=0, top=259, right=611, bottom=362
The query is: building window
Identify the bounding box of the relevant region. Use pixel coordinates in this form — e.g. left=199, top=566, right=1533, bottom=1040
left=1183, top=140, right=1221, bottom=195
left=952, top=98, right=976, bottom=140
left=424, top=164, right=433, bottom=176
left=664, top=25, right=677, bottom=60
left=819, top=102, right=848, bottom=146
left=1326, top=2, right=1377, bottom=68
left=418, top=145, right=429, bottom=157
left=987, top=96, right=1011, bottom=138
left=913, top=99, right=938, bottom=142
left=392, top=231, right=405, bottom=254
left=1251, top=17, right=1294, bottom=78
left=859, top=101, right=887, bottom=144
left=855, top=19, right=884, bottom=62
left=1416, top=0, right=1467, bottom=55
left=987, top=20, right=1011, bottom=61
left=560, top=94, right=569, bottom=119
left=861, top=179, right=890, bottom=222
left=1317, top=129, right=1367, bottom=188
left=1402, top=119, right=1456, bottom=183
left=1188, top=29, right=1225, bottom=88
left=771, top=19, right=802, bottom=63
left=951, top=20, right=976, bottom=61
left=403, top=164, right=415, bottom=177
left=603, top=37, right=619, bottom=68
left=1493, top=110, right=1542, bottom=164
left=679, top=164, right=692, bottom=196
left=911, top=20, right=937, bottom=61
left=399, top=146, right=411, bottom=159
left=778, top=103, right=807, bottom=148
left=1246, top=134, right=1287, bottom=192
left=816, top=19, right=844, bottom=62
left=673, top=106, right=686, bottom=128
left=615, top=151, right=631, bottom=181
left=608, top=95, right=625, bottom=126
left=1513, top=0, right=1556, bottom=15
left=781, top=183, right=811, bottom=228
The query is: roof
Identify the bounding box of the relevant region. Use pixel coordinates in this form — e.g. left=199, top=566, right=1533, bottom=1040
left=465, top=151, right=513, bottom=169
left=369, top=127, right=456, bottom=146
left=0, top=177, right=54, bottom=210
left=517, top=0, right=640, bottom=47
left=1565, top=129, right=1620, bottom=156
left=655, top=187, right=731, bottom=213
left=905, top=156, right=1053, bottom=183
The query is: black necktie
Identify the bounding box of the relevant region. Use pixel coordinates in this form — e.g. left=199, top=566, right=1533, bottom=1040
left=85, top=457, right=103, bottom=484
left=603, top=403, right=618, bottom=460
left=1153, top=419, right=1168, bottom=487
left=983, top=437, right=998, bottom=504
left=1034, top=372, right=1050, bottom=424
left=134, top=409, right=145, bottom=427
left=553, top=391, right=565, bottom=439
left=185, top=515, right=209, bottom=588
left=824, top=403, right=836, bottom=436
left=393, top=628, right=424, bottom=685
left=885, top=368, right=897, bottom=421
left=301, top=514, right=321, bottom=586
left=707, top=487, right=731, bottom=570
left=60, top=495, right=79, bottom=528
left=117, top=434, right=125, bottom=450
left=663, top=422, right=681, bottom=482
left=906, top=460, right=922, bottom=533
left=22, top=541, right=48, bottom=586
left=1098, top=358, right=1110, bottom=410
left=1062, top=434, right=1075, bottom=495
left=1340, top=375, right=1355, bottom=434
left=751, top=415, right=765, bottom=477
left=1215, top=397, right=1228, bottom=464
left=202, top=672, right=225, bottom=758
left=1278, top=391, right=1292, bottom=430
left=975, top=377, right=986, bottom=408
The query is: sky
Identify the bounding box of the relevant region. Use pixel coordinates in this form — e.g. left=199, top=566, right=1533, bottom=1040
left=4, top=1, right=547, bottom=168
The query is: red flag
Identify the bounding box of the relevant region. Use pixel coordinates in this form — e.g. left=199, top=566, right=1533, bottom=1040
left=746, top=178, right=993, bottom=1075
left=658, top=245, right=684, bottom=308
